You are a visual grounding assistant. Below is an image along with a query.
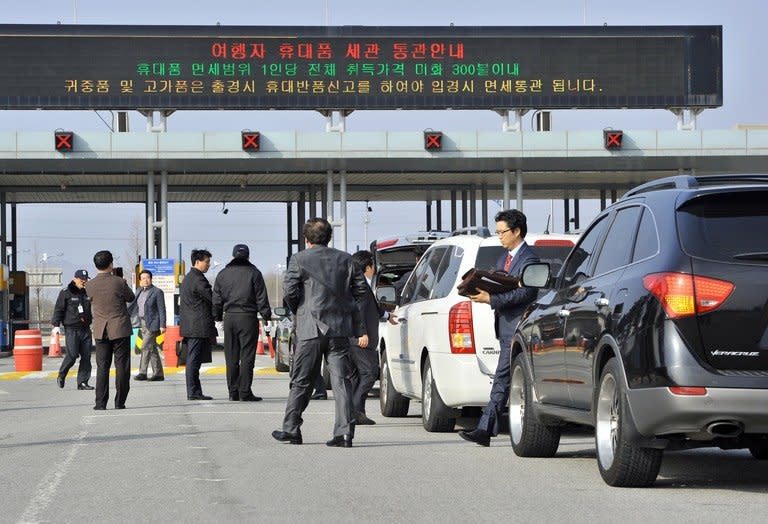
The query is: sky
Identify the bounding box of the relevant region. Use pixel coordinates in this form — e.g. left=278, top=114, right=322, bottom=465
left=2, top=0, right=767, bottom=285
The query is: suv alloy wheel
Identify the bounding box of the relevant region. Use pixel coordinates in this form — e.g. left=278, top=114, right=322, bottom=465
left=379, top=350, right=409, bottom=417
left=509, top=353, right=561, bottom=457
left=421, top=357, right=456, bottom=432
left=595, top=359, right=662, bottom=487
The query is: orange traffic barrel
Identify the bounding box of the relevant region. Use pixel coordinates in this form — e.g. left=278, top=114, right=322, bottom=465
left=162, top=325, right=181, bottom=367
left=13, top=329, right=44, bottom=371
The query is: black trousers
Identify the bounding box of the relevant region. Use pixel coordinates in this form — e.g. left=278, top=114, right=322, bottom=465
left=58, top=326, right=93, bottom=385
left=282, top=336, right=355, bottom=437
left=185, top=337, right=209, bottom=397
left=94, top=336, right=131, bottom=409
left=349, top=342, right=379, bottom=415
left=223, top=312, right=260, bottom=396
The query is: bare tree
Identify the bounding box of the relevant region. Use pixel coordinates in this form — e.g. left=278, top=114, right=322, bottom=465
left=123, top=216, right=145, bottom=282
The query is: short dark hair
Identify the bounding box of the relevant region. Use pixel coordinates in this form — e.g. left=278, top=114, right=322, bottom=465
left=191, top=249, right=212, bottom=264
left=303, top=217, right=332, bottom=246
left=352, top=250, right=374, bottom=273
left=140, top=269, right=153, bottom=279
left=494, top=209, right=528, bottom=238
left=93, top=250, right=113, bottom=270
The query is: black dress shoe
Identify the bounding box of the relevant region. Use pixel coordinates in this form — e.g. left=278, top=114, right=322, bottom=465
left=458, top=428, right=491, bottom=447
left=356, top=413, right=376, bottom=425
left=311, top=392, right=328, bottom=400
left=77, top=382, right=94, bottom=390
left=148, top=375, right=165, bottom=382
left=229, top=393, right=240, bottom=401
left=271, top=430, right=303, bottom=445
left=188, top=394, right=213, bottom=400
left=57, top=375, right=65, bottom=389
left=93, top=405, right=106, bottom=410
left=134, top=374, right=148, bottom=381
left=240, top=394, right=262, bottom=402
left=115, top=404, right=126, bottom=410
left=326, top=435, right=353, bottom=448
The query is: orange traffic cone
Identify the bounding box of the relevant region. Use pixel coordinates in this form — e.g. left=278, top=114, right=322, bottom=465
left=49, top=330, right=63, bottom=358
left=255, top=325, right=265, bottom=355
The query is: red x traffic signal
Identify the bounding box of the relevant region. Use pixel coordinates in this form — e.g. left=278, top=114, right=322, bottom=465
left=241, top=131, right=260, bottom=151
left=603, top=130, right=623, bottom=150
left=55, top=131, right=74, bottom=152
left=424, top=131, right=442, bottom=151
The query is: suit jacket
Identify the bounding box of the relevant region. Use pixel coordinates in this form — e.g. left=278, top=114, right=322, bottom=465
left=128, top=285, right=166, bottom=332
left=283, top=245, right=369, bottom=340
left=85, top=272, right=136, bottom=340
left=353, top=284, right=386, bottom=349
left=179, top=267, right=216, bottom=339
left=489, top=242, right=540, bottom=340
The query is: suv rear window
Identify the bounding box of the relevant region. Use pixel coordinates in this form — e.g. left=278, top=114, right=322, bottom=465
left=677, top=191, right=768, bottom=262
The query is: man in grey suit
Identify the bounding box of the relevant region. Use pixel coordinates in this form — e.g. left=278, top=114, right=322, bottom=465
left=130, top=270, right=166, bottom=382
left=85, top=250, right=136, bottom=410
left=272, top=218, right=369, bottom=447
left=460, top=209, right=540, bottom=446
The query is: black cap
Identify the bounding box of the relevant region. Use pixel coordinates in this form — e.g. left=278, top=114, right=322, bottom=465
left=74, top=269, right=89, bottom=280
left=232, top=244, right=250, bottom=258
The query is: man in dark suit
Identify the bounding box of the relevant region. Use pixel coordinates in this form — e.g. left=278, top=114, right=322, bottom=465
left=460, top=209, right=540, bottom=446
left=85, top=250, right=136, bottom=410
left=272, top=218, right=369, bottom=447
left=349, top=250, right=397, bottom=425
left=129, top=269, right=166, bottom=381
left=179, top=249, right=215, bottom=401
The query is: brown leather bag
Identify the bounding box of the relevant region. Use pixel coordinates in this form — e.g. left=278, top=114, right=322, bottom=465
left=456, top=269, right=520, bottom=297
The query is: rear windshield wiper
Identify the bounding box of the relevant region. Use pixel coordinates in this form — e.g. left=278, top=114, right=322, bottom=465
left=733, top=252, right=768, bottom=261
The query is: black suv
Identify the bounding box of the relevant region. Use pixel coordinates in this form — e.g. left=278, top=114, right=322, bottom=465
left=510, top=174, right=768, bottom=487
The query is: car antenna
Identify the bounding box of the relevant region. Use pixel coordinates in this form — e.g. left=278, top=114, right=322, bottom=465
left=544, top=214, right=551, bottom=235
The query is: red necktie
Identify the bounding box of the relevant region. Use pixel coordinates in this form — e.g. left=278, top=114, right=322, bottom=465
left=503, top=252, right=512, bottom=272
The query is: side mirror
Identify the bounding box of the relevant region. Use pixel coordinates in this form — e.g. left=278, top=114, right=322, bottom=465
left=273, top=306, right=289, bottom=317
left=521, top=262, right=551, bottom=288
left=376, top=285, right=398, bottom=311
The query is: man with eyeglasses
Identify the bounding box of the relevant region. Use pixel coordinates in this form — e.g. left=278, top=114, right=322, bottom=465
left=459, top=209, right=539, bottom=447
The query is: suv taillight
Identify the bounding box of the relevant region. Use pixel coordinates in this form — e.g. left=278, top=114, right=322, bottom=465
left=643, top=272, right=734, bottom=319
left=449, top=301, right=476, bottom=354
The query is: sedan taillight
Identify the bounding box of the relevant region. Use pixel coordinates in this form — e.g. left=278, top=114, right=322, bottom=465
left=449, top=301, right=476, bottom=354
left=643, top=272, right=734, bottom=319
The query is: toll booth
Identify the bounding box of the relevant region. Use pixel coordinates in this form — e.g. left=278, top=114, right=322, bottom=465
left=0, top=264, right=9, bottom=350
left=8, top=270, right=29, bottom=351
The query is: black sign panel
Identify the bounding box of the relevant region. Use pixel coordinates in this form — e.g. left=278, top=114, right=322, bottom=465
left=0, top=25, right=722, bottom=110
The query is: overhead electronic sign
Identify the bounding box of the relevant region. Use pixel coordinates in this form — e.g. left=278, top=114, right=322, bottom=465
left=0, top=25, right=722, bottom=111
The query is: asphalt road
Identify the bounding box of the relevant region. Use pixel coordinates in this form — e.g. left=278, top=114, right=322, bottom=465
left=1, top=352, right=767, bottom=523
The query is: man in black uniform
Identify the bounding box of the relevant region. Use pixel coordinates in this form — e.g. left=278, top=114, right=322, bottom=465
left=213, top=244, right=272, bottom=402
left=179, top=249, right=216, bottom=401
left=52, top=269, right=94, bottom=390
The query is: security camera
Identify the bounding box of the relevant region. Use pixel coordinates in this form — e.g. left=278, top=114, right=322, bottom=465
left=222, top=207, right=229, bottom=215
left=221, top=201, right=229, bottom=214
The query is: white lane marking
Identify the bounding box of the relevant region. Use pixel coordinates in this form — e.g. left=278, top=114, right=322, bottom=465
left=193, top=478, right=228, bottom=482
left=0, top=389, right=8, bottom=395
left=18, top=426, right=88, bottom=524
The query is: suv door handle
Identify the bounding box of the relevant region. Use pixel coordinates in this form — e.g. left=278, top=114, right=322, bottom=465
left=557, top=309, right=570, bottom=318
left=594, top=297, right=610, bottom=308
left=398, top=317, right=407, bottom=324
